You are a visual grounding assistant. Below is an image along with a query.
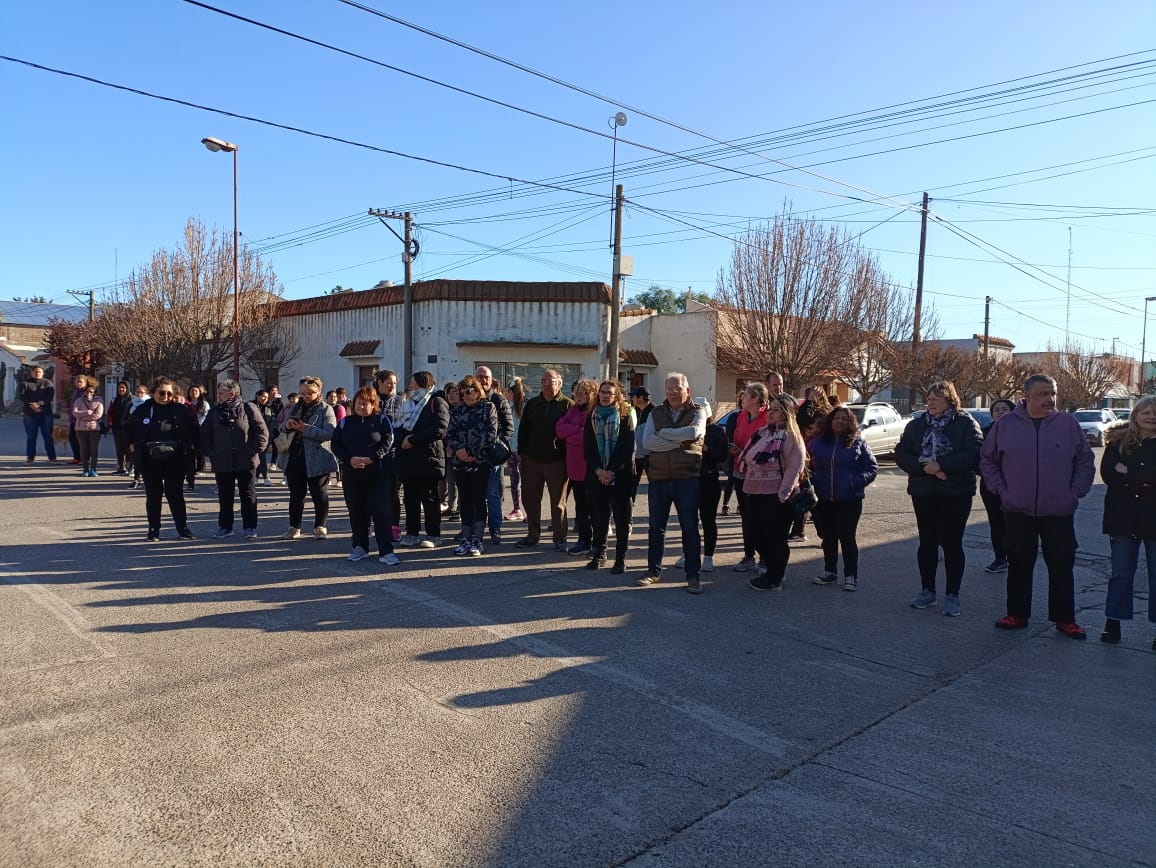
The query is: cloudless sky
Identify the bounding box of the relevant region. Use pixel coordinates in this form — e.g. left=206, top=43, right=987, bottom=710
left=2, top=1, right=1154, bottom=355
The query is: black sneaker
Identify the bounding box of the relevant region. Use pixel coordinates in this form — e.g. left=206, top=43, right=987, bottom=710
left=984, top=559, right=1009, bottom=573
left=515, top=537, right=539, bottom=549
left=610, top=559, right=626, bottom=575
left=489, top=531, right=502, bottom=546
left=635, top=571, right=662, bottom=586
left=567, top=541, right=591, bottom=556
left=177, top=528, right=196, bottom=540
left=686, top=576, right=703, bottom=595
left=1099, top=619, right=1121, bottom=644
left=147, top=529, right=160, bottom=542
left=748, top=576, right=773, bottom=591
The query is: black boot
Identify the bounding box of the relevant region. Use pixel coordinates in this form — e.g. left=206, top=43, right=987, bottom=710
left=610, top=541, right=628, bottom=574
left=586, top=547, right=605, bottom=570
left=1100, top=618, right=1121, bottom=644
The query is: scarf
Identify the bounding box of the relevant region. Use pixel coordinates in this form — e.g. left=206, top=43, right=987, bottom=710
left=593, top=404, right=621, bottom=468
left=919, top=408, right=956, bottom=463
left=214, top=395, right=242, bottom=428
left=130, top=396, right=150, bottom=413
left=401, top=388, right=431, bottom=432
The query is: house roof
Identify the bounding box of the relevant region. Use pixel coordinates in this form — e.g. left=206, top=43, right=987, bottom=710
left=972, top=334, right=1015, bottom=349
left=619, top=348, right=658, bottom=367
left=338, top=339, right=381, bottom=358
left=456, top=339, right=599, bottom=350
left=274, top=280, right=612, bottom=317
left=0, top=300, right=93, bottom=326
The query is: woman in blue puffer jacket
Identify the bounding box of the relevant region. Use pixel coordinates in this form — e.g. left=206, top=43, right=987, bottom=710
left=807, top=405, right=879, bottom=592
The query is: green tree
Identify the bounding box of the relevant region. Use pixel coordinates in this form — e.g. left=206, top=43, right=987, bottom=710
left=629, top=285, right=712, bottom=314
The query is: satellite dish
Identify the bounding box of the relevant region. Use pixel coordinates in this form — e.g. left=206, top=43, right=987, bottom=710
left=614, top=112, right=628, bottom=127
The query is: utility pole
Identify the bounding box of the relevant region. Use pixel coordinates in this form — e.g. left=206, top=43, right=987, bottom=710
left=983, top=296, right=991, bottom=359
left=909, top=192, right=929, bottom=409
left=369, top=209, right=418, bottom=377
left=1065, top=226, right=1072, bottom=346
left=67, top=288, right=96, bottom=375
left=608, top=184, right=625, bottom=382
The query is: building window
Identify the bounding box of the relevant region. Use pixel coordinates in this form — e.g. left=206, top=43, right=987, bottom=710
left=475, top=361, right=585, bottom=390
left=356, top=365, right=376, bottom=389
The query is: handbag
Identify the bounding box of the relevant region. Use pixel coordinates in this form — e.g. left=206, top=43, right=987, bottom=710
left=788, top=478, right=818, bottom=516
left=147, top=442, right=178, bottom=462
left=273, top=431, right=293, bottom=453
left=485, top=438, right=511, bottom=466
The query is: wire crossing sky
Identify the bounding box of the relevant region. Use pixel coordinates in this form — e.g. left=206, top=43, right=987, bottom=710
left=1, top=1, right=1153, bottom=355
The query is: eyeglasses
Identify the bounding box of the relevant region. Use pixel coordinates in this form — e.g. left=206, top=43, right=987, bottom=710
left=461, top=387, right=479, bottom=394
left=156, top=391, right=174, bottom=397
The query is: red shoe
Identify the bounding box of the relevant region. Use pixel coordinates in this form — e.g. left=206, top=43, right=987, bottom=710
left=1055, top=621, right=1086, bottom=641
left=994, top=614, right=1028, bottom=630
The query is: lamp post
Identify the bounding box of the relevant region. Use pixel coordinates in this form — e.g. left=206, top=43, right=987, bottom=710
left=1141, top=296, right=1156, bottom=395
left=202, top=136, right=240, bottom=381
left=607, top=112, right=627, bottom=381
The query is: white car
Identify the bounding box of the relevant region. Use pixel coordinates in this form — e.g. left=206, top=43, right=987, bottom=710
left=845, top=402, right=907, bottom=456
left=1071, top=408, right=1118, bottom=446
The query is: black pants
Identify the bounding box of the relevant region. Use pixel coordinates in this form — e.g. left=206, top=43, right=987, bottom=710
left=569, top=479, right=592, bottom=544
left=76, top=430, right=100, bottom=471
left=112, top=427, right=130, bottom=473
left=257, top=449, right=270, bottom=481
left=814, top=499, right=863, bottom=577
left=286, top=453, right=329, bottom=529
left=343, top=469, right=393, bottom=555
left=143, top=459, right=189, bottom=532
left=746, top=493, right=794, bottom=583
left=402, top=477, right=441, bottom=537
left=215, top=468, right=258, bottom=531
left=911, top=494, right=972, bottom=596
left=456, top=466, right=488, bottom=539
left=735, top=478, right=757, bottom=559
left=588, top=476, right=633, bottom=559
left=1004, top=511, right=1077, bottom=623
left=700, top=472, right=721, bottom=557
left=69, top=422, right=79, bottom=459
left=722, top=474, right=735, bottom=509
left=979, top=481, right=1006, bottom=561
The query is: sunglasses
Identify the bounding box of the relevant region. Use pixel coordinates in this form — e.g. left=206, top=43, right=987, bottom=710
left=156, top=391, right=174, bottom=397
left=461, top=387, right=479, bottom=394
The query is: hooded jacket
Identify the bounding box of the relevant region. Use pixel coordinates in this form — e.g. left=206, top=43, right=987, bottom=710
left=1100, top=422, right=1156, bottom=539
left=556, top=403, right=592, bottom=481
left=979, top=403, right=1095, bottom=517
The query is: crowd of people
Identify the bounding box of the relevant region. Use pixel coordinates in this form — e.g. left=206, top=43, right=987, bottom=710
left=16, top=364, right=1156, bottom=648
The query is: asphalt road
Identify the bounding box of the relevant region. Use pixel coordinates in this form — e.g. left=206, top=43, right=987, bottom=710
left=1, top=418, right=1152, bottom=867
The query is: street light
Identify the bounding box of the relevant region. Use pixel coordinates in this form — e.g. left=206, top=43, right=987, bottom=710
left=1142, top=296, right=1156, bottom=395
left=201, top=136, right=240, bottom=381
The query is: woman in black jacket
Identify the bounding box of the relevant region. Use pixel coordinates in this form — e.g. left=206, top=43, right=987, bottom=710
left=393, top=370, right=450, bottom=548
left=333, top=386, right=399, bottom=566
left=894, top=381, right=983, bottom=618
left=134, top=376, right=198, bottom=541
left=978, top=398, right=1016, bottom=573
left=447, top=374, right=498, bottom=556
left=583, top=380, right=637, bottom=573
left=108, top=381, right=133, bottom=475
left=201, top=380, right=268, bottom=540
left=1098, top=396, right=1156, bottom=647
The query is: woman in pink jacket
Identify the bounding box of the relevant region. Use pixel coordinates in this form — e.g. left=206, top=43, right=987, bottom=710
left=71, top=381, right=105, bottom=477
left=736, top=396, right=805, bottom=591
left=556, top=378, right=597, bottom=557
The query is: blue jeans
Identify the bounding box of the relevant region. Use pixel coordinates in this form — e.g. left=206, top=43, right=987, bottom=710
left=486, top=464, right=503, bottom=533
left=646, top=477, right=701, bottom=577
left=1106, top=536, right=1156, bottom=623
left=23, top=413, right=56, bottom=461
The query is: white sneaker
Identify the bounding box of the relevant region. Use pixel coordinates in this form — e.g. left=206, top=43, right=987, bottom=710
left=348, top=546, right=368, bottom=562
left=675, top=555, right=686, bottom=568
left=398, top=534, right=419, bottom=547
left=281, top=527, right=302, bottom=540
left=314, top=526, right=328, bottom=540
left=419, top=537, right=438, bottom=549
left=379, top=553, right=401, bottom=566
left=702, top=556, right=714, bottom=572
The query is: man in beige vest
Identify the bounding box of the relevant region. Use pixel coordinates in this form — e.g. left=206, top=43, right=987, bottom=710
left=637, top=372, right=708, bottom=593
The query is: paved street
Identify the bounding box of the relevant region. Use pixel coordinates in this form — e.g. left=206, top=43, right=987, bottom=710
left=1, top=416, right=1152, bottom=867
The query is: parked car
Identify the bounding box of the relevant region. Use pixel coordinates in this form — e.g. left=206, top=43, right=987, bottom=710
left=966, top=408, right=993, bottom=431
left=845, top=402, right=907, bottom=456
left=1071, top=407, right=1118, bottom=446
left=1114, top=407, right=1132, bottom=423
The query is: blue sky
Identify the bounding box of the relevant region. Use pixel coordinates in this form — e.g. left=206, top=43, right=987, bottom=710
left=2, top=1, right=1154, bottom=355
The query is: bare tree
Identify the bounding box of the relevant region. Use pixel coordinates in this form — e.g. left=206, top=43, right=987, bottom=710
left=44, top=317, right=107, bottom=376
left=713, top=207, right=879, bottom=391
left=93, top=218, right=294, bottom=386
left=1043, top=343, right=1129, bottom=409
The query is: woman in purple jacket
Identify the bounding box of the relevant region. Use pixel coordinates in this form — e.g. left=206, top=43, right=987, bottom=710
left=556, top=378, right=597, bottom=557
left=807, top=407, right=879, bottom=592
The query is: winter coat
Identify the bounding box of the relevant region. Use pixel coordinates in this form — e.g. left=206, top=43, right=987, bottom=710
left=19, top=378, right=55, bottom=417
left=201, top=398, right=269, bottom=474
left=727, top=406, right=769, bottom=479
left=487, top=389, right=515, bottom=446
left=134, top=401, right=198, bottom=468
left=808, top=435, right=879, bottom=502
left=70, top=394, right=104, bottom=432
left=701, top=423, right=730, bottom=479
left=736, top=425, right=804, bottom=499
left=517, top=392, right=573, bottom=463
left=275, top=399, right=338, bottom=478
left=109, top=394, right=133, bottom=429
left=332, top=412, right=395, bottom=477
left=1100, top=423, right=1156, bottom=539
left=393, top=394, right=449, bottom=481
left=583, top=409, right=636, bottom=482
left=556, top=403, right=592, bottom=481
left=448, top=400, right=498, bottom=471
left=895, top=412, right=983, bottom=498
left=979, top=404, right=1095, bottom=517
